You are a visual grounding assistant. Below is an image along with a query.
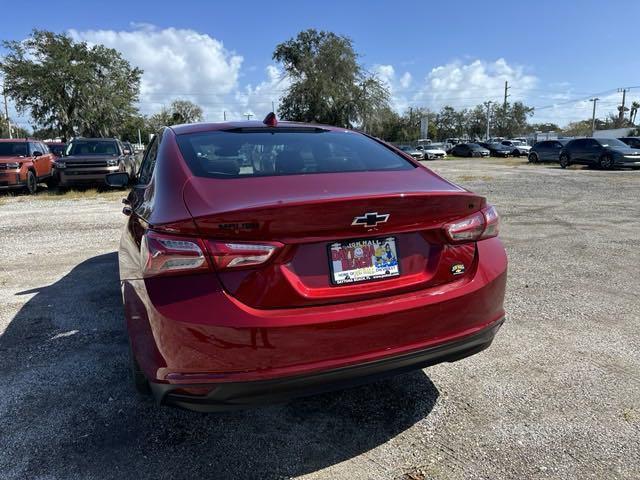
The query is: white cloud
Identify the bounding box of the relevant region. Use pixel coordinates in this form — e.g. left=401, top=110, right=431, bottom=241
left=68, top=24, right=244, bottom=121
left=373, top=64, right=410, bottom=112
left=414, top=58, right=538, bottom=110
left=374, top=58, right=540, bottom=118
left=531, top=91, right=627, bottom=125
left=233, top=65, right=290, bottom=120
left=399, top=72, right=412, bottom=89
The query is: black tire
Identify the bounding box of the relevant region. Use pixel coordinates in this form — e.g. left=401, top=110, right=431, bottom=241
left=129, top=344, right=151, bottom=396
left=559, top=154, right=570, bottom=169
left=528, top=153, right=538, bottom=163
left=599, top=154, right=614, bottom=170
left=25, top=170, right=37, bottom=194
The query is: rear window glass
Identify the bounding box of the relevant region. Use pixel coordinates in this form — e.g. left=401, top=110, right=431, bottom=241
left=175, top=129, right=415, bottom=178
left=66, top=140, right=119, bottom=156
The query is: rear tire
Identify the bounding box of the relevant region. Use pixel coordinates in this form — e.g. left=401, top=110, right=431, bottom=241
left=129, top=344, right=151, bottom=396
left=599, top=154, right=614, bottom=170
left=559, top=154, right=570, bottom=169
left=25, top=170, right=37, bottom=194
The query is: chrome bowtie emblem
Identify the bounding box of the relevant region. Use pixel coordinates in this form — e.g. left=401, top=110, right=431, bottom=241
left=352, top=212, right=390, bottom=227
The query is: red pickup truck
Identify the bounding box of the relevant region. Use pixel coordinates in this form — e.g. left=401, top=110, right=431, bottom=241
left=0, top=139, right=55, bottom=194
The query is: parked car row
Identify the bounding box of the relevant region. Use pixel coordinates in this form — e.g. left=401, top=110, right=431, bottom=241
left=0, top=137, right=141, bottom=194
left=528, top=137, right=640, bottom=170
left=396, top=143, right=449, bottom=160
left=446, top=139, right=531, bottom=158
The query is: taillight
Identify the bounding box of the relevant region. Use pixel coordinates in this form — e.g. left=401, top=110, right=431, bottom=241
left=140, top=231, right=210, bottom=277
left=480, top=205, right=499, bottom=239
left=444, top=205, right=500, bottom=243
left=206, top=240, right=283, bottom=271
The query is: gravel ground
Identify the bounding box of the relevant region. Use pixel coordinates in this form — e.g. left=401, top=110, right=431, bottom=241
left=0, top=159, right=638, bottom=480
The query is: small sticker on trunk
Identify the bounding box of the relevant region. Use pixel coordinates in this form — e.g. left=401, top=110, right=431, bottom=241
left=451, top=263, right=465, bottom=275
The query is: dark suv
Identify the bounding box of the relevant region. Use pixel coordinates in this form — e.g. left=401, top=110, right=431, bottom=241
left=451, top=143, right=490, bottom=157
left=528, top=139, right=569, bottom=163
left=559, top=138, right=640, bottom=169
left=55, top=138, right=137, bottom=187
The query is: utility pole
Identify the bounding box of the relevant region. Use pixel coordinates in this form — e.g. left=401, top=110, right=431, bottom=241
left=484, top=101, right=492, bottom=140
left=503, top=81, right=510, bottom=108
left=271, top=101, right=275, bottom=113
left=3, top=88, right=13, bottom=139
left=617, top=87, right=629, bottom=122
left=589, top=98, right=599, bottom=137
left=137, top=128, right=142, bottom=146
left=245, top=113, right=253, bottom=121
left=223, top=110, right=227, bottom=121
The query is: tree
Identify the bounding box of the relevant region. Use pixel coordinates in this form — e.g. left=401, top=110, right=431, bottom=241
left=466, top=105, right=488, bottom=140
left=491, top=101, right=534, bottom=138
left=120, top=114, right=150, bottom=144
left=629, top=101, right=639, bottom=125
left=147, top=99, right=204, bottom=131
left=0, top=30, right=141, bottom=139
left=273, top=29, right=389, bottom=128
left=0, top=116, right=28, bottom=138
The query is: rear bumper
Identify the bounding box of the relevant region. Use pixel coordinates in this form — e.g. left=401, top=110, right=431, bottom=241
left=151, top=317, right=503, bottom=411
left=123, top=237, right=507, bottom=410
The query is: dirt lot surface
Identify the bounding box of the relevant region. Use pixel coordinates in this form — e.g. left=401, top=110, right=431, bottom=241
left=1, top=159, right=638, bottom=479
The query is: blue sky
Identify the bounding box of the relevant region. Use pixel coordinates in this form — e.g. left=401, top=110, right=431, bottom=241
left=3, top=0, right=640, bottom=127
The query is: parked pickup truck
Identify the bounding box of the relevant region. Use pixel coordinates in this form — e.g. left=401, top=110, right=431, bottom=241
left=0, top=139, right=55, bottom=194
left=54, top=138, right=136, bottom=187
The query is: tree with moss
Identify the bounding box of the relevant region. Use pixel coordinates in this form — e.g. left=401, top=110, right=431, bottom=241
left=273, top=29, right=389, bottom=128
left=1, top=30, right=141, bottom=139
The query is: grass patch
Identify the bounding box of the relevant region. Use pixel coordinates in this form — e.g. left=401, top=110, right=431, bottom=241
left=622, top=408, right=637, bottom=423
left=1, top=187, right=127, bottom=203
left=37, top=187, right=127, bottom=201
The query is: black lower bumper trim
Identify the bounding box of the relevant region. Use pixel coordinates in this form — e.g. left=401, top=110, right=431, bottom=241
left=149, top=318, right=504, bottom=412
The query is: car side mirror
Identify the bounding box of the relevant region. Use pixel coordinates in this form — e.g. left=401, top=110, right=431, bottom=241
left=105, top=172, right=130, bottom=188
left=33, top=151, right=42, bottom=157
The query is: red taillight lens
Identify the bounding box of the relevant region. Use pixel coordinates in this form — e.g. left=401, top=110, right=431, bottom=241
left=141, top=231, right=210, bottom=277
left=480, top=205, right=499, bottom=239
left=206, top=240, right=283, bottom=270
left=444, top=205, right=500, bottom=243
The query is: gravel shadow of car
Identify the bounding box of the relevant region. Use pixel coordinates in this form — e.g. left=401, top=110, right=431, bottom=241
left=0, top=252, right=439, bottom=479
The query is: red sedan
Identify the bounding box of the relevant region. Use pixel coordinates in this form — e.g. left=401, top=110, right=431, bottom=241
left=107, top=114, right=507, bottom=412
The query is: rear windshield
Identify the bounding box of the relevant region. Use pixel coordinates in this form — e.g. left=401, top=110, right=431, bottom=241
left=0, top=142, right=28, bottom=157
left=176, top=129, right=415, bottom=178
left=66, top=140, right=119, bottom=156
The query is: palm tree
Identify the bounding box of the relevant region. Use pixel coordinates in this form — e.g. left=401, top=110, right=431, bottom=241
left=629, top=101, right=640, bottom=125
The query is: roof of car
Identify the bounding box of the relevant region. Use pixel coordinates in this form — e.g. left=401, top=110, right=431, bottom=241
left=71, top=137, right=119, bottom=141
left=169, top=120, right=347, bottom=136
left=0, top=138, right=37, bottom=143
